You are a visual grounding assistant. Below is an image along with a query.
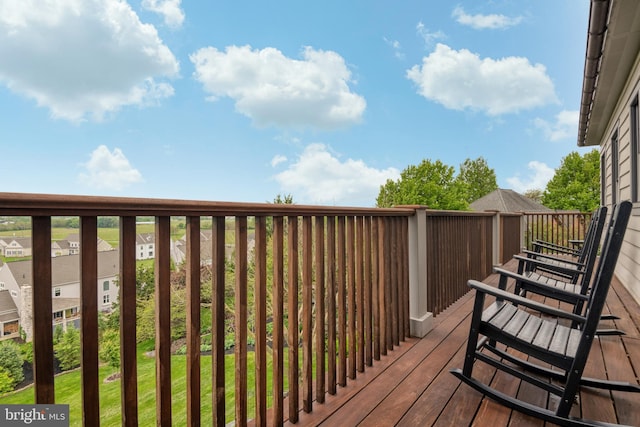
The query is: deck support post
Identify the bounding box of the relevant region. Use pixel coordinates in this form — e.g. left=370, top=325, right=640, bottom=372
left=491, top=211, right=501, bottom=267
left=408, top=207, right=433, bottom=337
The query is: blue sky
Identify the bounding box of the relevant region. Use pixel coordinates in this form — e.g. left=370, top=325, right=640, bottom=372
left=0, top=1, right=591, bottom=206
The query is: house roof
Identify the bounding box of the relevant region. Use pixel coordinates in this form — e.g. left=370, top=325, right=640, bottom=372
left=0, top=236, right=31, bottom=248
left=136, top=233, right=155, bottom=245
left=7, top=250, right=119, bottom=288
left=470, top=189, right=551, bottom=213
left=578, top=0, right=640, bottom=146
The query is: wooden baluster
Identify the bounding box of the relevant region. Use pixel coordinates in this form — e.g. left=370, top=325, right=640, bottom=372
left=347, top=216, right=356, bottom=379
left=356, top=216, right=364, bottom=373
left=315, top=216, right=326, bottom=403
left=302, top=216, right=313, bottom=412
left=287, top=216, right=299, bottom=422
left=212, top=216, right=226, bottom=426
left=235, top=217, right=248, bottom=426
left=326, top=216, right=337, bottom=393
left=32, top=216, right=54, bottom=404
left=371, top=218, right=380, bottom=361
left=255, top=216, right=267, bottom=426
left=80, top=216, right=99, bottom=426
left=155, top=216, right=172, bottom=427
left=363, top=217, right=373, bottom=367
left=272, top=216, right=284, bottom=426
left=186, top=216, right=201, bottom=426
left=337, top=216, right=347, bottom=386
left=120, top=216, right=138, bottom=427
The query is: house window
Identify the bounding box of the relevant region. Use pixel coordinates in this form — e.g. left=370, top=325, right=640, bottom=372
left=632, top=96, right=640, bottom=202
left=103, top=281, right=109, bottom=291
left=611, top=130, right=619, bottom=205
left=0, top=282, right=4, bottom=290
left=148, top=250, right=153, bottom=257
left=53, top=311, right=63, bottom=320
left=54, top=287, right=61, bottom=297
left=10, top=290, right=17, bottom=298
left=103, top=294, right=110, bottom=305
left=601, top=152, right=606, bottom=205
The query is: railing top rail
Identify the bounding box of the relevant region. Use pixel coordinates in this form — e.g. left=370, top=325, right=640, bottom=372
left=0, top=192, right=415, bottom=217
left=401, top=207, right=516, bottom=218
left=521, top=210, right=588, bottom=215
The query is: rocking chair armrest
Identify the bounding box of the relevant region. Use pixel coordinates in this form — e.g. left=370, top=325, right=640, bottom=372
left=531, top=241, right=580, bottom=256
left=467, top=280, right=587, bottom=324
left=492, top=267, right=589, bottom=302
left=513, top=254, right=584, bottom=277
left=520, top=250, right=585, bottom=267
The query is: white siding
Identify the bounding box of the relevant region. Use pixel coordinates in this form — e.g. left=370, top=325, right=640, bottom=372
left=599, top=50, right=640, bottom=302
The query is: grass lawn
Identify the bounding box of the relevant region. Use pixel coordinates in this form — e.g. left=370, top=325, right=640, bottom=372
left=0, top=346, right=297, bottom=426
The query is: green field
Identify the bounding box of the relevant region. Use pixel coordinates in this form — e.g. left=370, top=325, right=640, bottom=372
left=0, top=346, right=293, bottom=426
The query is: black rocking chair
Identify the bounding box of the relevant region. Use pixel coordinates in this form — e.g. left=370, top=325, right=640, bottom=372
left=451, top=201, right=639, bottom=427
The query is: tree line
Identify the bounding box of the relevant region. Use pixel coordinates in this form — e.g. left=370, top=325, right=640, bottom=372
left=375, top=150, right=600, bottom=212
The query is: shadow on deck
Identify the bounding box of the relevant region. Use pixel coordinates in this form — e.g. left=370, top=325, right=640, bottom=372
left=287, top=258, right=640, bottom=427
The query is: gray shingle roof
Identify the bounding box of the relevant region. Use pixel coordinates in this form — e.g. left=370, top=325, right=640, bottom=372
left=470, top=189, right=551, bottom=213
left=7, top=250, right=119, bottom=288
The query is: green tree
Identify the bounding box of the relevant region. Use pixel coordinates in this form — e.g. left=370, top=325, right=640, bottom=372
left=54, top=326, right=81, bottom=371
left=99, top=329, right=121, bottom=369
left=0, top=367, right=14, bottom=393
left=542, top=149, right=600, bottom=211
left=271, top=194, right=294, bottom=204
left=524, top=189, right=544, bottom=203
left=456, top=157, right=498, bottom=203
left=376, top=159, right=468, bottom=210
left=0, top=340, right=24, bottom=389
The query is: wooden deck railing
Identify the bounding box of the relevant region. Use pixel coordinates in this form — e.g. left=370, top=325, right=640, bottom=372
left=0, top=193, right=532, bottom=426
left=499, top=213, right=522, bottom=263
left=522, top=210, right=592, bottom=253
left=0, top=193, right=414, bottom=426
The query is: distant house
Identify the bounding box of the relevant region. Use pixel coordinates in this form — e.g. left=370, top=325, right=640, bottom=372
left=51, top=239, right=72, bottom=257
left=52, top=234, right=113, bottom=258
left=0, top=250, right=120, bottom=341
left=0, top=237, right=32, bottom=257
left=0, top=289, right=19, bottom=340
left=171, top=229, right=238, bottom=267
left=470, top=189, right=551, bottom=213
left=136, top=233, right=155, bottom=260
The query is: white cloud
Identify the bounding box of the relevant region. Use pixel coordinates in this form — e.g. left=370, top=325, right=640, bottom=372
left=273, top=143, right=399, bottom=206
left=271, top=154, right=287, bottom=167
left=534, top=110, right=579, bottom=141
left=506, top=161, right=555, bottom=193
left=416, top=21, right=446, bottom=48
left=407, top=44, right=557, bottom=115
left=0, top=0, right=179, bottom=122
left=190, top=45, right=366, bottom=129
left=79, top=145, right=143, bottom=191
left=452, top=6, right=522, bottom=30
left=142, top=0, right=185, bottom=29
left=383, top=37, right=404, bottom=60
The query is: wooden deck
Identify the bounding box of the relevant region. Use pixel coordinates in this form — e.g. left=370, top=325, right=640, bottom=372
left=287, top=259, right=640, bottom=427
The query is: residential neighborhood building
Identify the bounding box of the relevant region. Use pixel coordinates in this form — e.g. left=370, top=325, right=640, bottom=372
left=171, top=229, right=236, bottom=266
left=0, top=237, right=32, bottom=258
left=1, top=234, right=113, bottom=258
left=0, top=289, right=19, bottom=340
left=136, top=232, right=155, bottom=260
left=578, top=0, right=640, bottom=304
left=0, top=250, right=120, bottom=341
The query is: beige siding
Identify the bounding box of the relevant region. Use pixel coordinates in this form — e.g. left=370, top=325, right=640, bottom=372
left=598, top=50, right=640, bottom=302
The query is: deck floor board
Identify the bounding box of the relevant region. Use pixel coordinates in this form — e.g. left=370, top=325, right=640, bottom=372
left=284, top=258, right=640, bottom=426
